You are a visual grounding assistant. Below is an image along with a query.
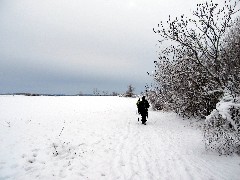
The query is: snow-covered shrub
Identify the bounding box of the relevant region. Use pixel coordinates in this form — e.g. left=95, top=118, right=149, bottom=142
left=148, top=1, right=240, bottom=119
left=147, top=58, right=223, bottom=117
left=146, top=90, right=163, bottom=110
left=221, top=18, right=240, bottom=97
left=204, top=94, right=240, bottom=155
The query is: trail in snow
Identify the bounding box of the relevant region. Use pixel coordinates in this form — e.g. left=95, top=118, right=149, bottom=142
left=0, top=96, right=240, bottom=180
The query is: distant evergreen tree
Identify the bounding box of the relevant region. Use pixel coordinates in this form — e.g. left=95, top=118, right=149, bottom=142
left=125, top=84, right=135, bottom=97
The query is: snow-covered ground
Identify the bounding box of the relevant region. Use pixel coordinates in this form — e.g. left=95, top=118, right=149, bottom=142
left=0, top=95, right=240, bottom=180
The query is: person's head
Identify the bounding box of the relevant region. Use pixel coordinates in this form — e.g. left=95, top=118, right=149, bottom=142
left=142, top=96, right=145, bottom=100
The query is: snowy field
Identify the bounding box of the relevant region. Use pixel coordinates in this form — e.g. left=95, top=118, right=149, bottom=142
left=0, top=95, right=240, bottom=180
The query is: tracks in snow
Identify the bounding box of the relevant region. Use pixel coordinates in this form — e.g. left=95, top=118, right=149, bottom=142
left=1, top=96, right=240, bottom=180
left=107, top=110, right=211, bottom=180
left=106, top=115, right=193, bottom=180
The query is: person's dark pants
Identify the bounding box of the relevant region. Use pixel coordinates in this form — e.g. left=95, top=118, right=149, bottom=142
left=141, top=112, right=147, bottom=124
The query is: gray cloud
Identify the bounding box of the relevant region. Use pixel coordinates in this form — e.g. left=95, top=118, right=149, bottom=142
left=0, top=0, right=204, bottom=94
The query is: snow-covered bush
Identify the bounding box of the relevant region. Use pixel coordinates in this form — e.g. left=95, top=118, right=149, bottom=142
left=148, top=1, right=240, bottom=119
left=147, top=0, right=240, bottom=155
left=204, top=94, right=240, bottom=155
left=147, top=57, right=224, bottom=117
left=146, top=90, right=163, bottom=110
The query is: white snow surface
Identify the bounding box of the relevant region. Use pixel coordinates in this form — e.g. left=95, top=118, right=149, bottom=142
left=0, top=95, right=240, bottom=180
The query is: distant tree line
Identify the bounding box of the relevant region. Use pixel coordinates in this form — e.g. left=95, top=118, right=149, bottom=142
left=92, top=85, right=137, bottom=97
left=92, top=88, right=119, bottom=96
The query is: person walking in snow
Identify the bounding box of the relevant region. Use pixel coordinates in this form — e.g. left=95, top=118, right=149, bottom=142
left=138, top=96, right=150, bottom=125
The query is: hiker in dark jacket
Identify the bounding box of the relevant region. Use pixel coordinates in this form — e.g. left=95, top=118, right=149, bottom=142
left=138, top=96, right=150, bottom=125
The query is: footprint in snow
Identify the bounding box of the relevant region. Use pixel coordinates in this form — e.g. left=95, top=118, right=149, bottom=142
left=27, top=158, right=36, bottom=164
left=33, top=153, right=38, bottom=157
left=32, top=148, right=40, bottom=152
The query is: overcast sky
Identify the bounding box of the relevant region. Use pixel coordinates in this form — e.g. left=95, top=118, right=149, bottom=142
left=0, top=0, right=204, bottom=95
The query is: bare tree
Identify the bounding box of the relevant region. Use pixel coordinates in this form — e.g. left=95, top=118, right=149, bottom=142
left=149, top=0, right=240, bottom=117
left=93, top=88, right=100, bottom=96
left=102, top=91, right=109, bottom=96
left=112, top=92, right=118, bottom=96
left=148, top=0, right=240, bottom=155
left=221, top=17, right=240, bottom=97
left=153, top=0, right=239, bottom=89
